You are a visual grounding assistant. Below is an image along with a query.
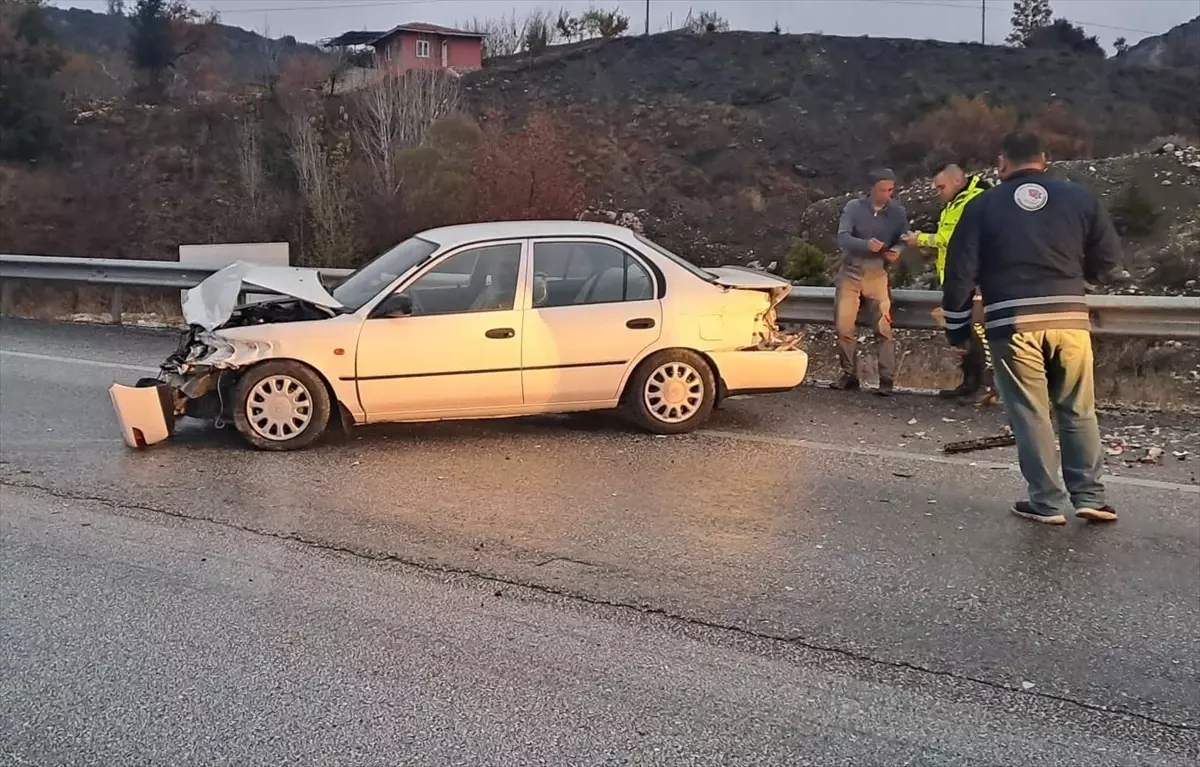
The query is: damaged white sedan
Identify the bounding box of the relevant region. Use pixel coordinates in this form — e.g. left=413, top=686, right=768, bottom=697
left=110, top=221, right=808, bottom=451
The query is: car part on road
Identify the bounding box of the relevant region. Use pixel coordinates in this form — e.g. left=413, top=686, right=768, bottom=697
left=625, top=349, right=717, bottom=435
left=108, top=379, right=176, bottom=448
left=233, top=360, right=332, bottom=451
left=942, top=434, right=1018, bottom=454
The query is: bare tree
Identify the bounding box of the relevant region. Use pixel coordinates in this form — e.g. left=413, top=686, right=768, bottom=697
left=256, top=22, right=283, bottom=92
left=680, top=10, right=729, bottom=34
left=460, top=12, right=524, bottom=59
left=352, top=71, right=462, bottom=198
left=235, top=117, right=264, bottom=225
left=290, top=112, right=358, bottom=266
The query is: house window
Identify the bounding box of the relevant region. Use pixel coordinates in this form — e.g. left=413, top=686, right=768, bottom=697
left=416, top=39, right=431, bottom=58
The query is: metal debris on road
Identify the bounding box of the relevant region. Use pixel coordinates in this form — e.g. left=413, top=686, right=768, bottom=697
left=942, top=434, right=1018, bottom=454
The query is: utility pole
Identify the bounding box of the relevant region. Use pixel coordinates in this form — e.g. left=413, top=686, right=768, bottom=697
left=645, top=0, right=650, bottom=35
left=981, top=0, right=986, bottom=43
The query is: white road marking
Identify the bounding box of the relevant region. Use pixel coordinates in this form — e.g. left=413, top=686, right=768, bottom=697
left=4, top=347, right=1196, bottom=494
left=0, top=349, right=157, bottom=374
left=698, top=430, right=1199, bottom=494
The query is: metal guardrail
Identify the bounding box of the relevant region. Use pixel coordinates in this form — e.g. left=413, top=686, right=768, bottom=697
left=2, top=254, right=1198, bottom=339
left=781, top=286, right=1200, bottom=339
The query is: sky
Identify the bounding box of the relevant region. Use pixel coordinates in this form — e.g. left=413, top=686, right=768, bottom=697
left=54, top=0, right=1200, bottom=49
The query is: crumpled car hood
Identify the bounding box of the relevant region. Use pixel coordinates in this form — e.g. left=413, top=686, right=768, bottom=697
left=182, top=261, right=344, bottom=330
left=706, top=266, right=793, bottom=308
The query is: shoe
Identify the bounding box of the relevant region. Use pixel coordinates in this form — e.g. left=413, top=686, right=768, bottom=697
left=938, top=380, right=980, bottom=399
left=1075, top=504, right=1119, bottom=522
left=830, top=374, right=860, bottom=391
left=975, top=386, right=1000, bottom=406
left=1011, top=501, right=1067, bottom=525
left=875, top=378, right=894, bottom=397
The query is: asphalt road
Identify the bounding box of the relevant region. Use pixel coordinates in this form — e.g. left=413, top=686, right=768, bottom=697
left=2, top=318, right=1198, bottom=764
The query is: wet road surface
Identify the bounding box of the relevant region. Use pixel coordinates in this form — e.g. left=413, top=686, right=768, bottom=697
left=2, top=318, right=1198, bottom=764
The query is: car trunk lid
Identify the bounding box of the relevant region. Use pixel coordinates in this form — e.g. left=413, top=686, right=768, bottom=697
left=705, top=266, right=792, bottom=309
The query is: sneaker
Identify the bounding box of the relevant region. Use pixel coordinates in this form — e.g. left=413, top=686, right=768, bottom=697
left=1011, top=501, right=1067, bottom=525
left=875, top=378, right=894, bottom=397
left=830, top=374, right=860, bottom=391
left=1075, top=504, right=1119, bottom=522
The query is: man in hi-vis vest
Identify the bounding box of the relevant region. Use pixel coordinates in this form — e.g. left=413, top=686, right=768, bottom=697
left=903, top=163, right=993, bottom=401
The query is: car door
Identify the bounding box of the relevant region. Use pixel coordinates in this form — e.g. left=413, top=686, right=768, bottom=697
left=522, top=238, right=663, bottom=406
left=354, top=240, right=527, bottom=420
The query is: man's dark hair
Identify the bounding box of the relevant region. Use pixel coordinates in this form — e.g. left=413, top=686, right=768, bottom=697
left=1001, top=132, right=1044, bottom=164
left=930, top=161, right=963, bottom=177
left=867, top=167, right=896, bottom=186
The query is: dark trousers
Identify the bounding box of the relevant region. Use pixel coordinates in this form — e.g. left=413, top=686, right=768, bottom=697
left=960, top=324, right=989, bottom=386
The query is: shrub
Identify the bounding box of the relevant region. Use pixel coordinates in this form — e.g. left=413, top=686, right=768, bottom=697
left=395, top=115, right=482, bottom=233
left=473, top=110, right=587, bottom=221
left=781, top=240, right=831, bottom=285
left=1109, top=182, right=1159, bottom=237
left=1025, top=18, right=1104, bottom=57
left=1023, top=101, right=1092, bottom=159
left=681, top=10, right=728, bottom=34
left=1146, top=226, right=1200, bottom=290
left=0, top=0, right=66, bottom=161
left=891, top=96, right=1016, bottom=168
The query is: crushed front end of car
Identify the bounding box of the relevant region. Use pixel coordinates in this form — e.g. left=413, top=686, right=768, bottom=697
left=109, top=262, right=343, bottom=448
left=109, top=324, right=283, bottom=448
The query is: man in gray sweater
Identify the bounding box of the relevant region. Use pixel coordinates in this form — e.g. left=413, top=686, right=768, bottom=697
left=832, top=168, right=909, bottom=395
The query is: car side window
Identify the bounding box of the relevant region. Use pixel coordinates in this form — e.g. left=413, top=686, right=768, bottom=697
left=532, top=242, right=653, bottom=309
left=399, top=243, right=522, bottom=315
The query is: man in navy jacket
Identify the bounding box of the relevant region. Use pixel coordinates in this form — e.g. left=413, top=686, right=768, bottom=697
left=943, top=132, right=1123, bottom=525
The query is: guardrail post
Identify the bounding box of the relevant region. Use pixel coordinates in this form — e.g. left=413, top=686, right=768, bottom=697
left=0, top=281, right=13, bottom=317
left=111, top=286, right=124, bottom=325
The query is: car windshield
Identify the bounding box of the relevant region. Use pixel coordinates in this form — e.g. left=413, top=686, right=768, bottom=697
left=331, top=236, right=440, bottom=311
left=633, top=232, right=717, bottom=283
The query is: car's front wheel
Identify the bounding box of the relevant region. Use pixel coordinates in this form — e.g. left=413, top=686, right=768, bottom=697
left=232, top=360, right=331, bottom=451
left=624, top=349, right=716, bottom=435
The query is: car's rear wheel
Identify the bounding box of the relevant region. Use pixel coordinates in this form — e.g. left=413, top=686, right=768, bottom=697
left=232, top=360, right=331, bottom=451
left=624, top=349, right=716, bottom=435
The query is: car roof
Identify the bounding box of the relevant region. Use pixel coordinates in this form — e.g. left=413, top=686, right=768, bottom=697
left=418, top=220, right=638, bottom=246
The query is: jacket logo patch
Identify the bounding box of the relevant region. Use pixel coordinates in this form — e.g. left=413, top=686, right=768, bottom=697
left=1013, top=183, right=1048, bottom=212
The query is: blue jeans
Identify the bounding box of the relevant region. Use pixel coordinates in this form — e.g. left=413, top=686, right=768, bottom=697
left=990, top=329, right=1106, bottom=515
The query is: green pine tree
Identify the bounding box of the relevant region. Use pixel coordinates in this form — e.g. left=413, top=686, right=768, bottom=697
left=1006, top=0, right=1053, bottom=46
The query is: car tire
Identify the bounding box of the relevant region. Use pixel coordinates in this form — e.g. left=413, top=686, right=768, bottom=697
left=623, top=349, right=717, bottom=435
left=232, top=360, right=331, bottom=451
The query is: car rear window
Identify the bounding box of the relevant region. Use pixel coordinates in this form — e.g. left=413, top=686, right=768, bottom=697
left=633, top=233, right=717, bottom=283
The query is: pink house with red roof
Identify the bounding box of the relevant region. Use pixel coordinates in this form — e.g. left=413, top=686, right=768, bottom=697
left=369, top=23, right=486, bottom=74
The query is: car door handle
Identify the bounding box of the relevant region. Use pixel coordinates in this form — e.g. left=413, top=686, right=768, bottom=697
left=485, top=327, right=515, bottom=339
left=626, top=318, right=656, bottom=329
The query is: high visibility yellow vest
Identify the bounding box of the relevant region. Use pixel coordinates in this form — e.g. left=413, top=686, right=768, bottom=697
left=916, top=175, right=989, bottom=285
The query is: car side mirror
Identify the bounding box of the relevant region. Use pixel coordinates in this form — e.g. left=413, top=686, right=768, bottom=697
left=374, top=293, right=413, bottom=318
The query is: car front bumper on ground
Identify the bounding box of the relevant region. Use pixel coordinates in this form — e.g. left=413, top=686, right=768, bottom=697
left=109, top=380, right=176, bottom=448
